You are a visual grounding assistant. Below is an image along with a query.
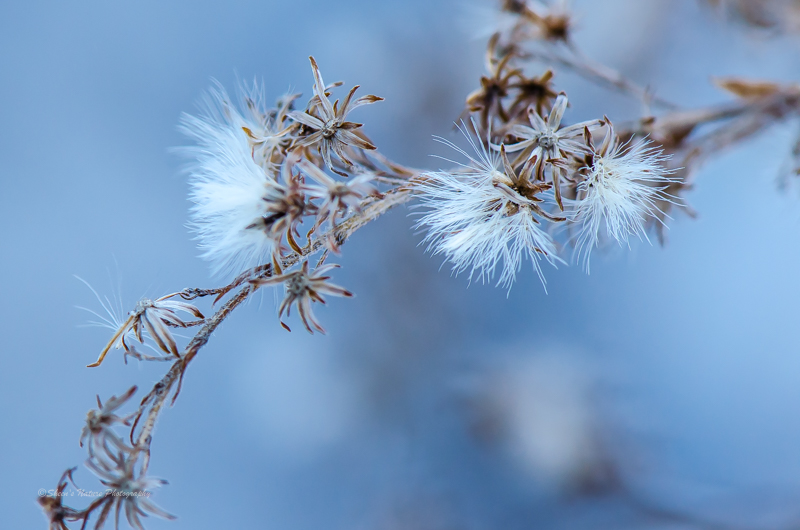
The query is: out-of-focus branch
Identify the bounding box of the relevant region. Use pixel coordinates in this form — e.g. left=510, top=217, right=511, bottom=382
left=526, top=45, right=680, bottom=111
left=620, top=87, right=800, bottom=184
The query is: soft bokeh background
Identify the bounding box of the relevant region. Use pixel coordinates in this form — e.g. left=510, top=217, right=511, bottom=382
left=4, top=0, right=800, bottom=528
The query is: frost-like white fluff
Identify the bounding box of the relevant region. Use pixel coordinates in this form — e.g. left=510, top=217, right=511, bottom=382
left=572, top=127, right=676, bottom=272
left=415, top=126, right=562, bottom=291
left=180, top=102, right=277, bottom=278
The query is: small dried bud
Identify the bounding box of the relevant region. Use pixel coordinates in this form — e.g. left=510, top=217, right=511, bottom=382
left=39, top=469, right=83, bottom=530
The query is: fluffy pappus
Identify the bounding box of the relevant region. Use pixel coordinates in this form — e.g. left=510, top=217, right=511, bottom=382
left=180, top=108, right=283, bottom=278
left=572, top=122, right=677, bottom=272
left=415, top=123, right=563, bottom=291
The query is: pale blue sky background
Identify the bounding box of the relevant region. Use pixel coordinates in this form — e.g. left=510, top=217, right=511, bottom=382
left=3, top=1, right=800, bottom=528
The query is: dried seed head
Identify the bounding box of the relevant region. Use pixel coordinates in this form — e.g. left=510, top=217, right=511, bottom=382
left=39, top=469, right=83, bottom=530
left=247, top=155, right=318, bottom=253
left=250, top=261, right=353, bottom=334
left=180, top=82, right=313, bottom=276
left=502, top=93, right=604, bottom=209
left=85, top=452, right=175, bottom=530
left=415, top=122, right=564, bottom=291
left=571, top=120, right=677, bottom=271
left=465, top=33, right=522, bottom=130
left=297, top=159, right=379, bottom=232
left=80, top=386, right=138, bottom=459
left=87, top=294, right=203, bottom=367
left=507, top=69, right=558, bottom=118
left=289, top=57, right=383, bottom=176
left=523, top=0, right=574, bottom=42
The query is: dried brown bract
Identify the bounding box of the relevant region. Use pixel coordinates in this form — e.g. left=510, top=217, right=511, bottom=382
left=289, top=56, right=383, bottom=176
left=713, top=76, right=787, bottom=100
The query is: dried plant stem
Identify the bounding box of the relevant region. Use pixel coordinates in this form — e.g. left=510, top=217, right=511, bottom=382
left=46, top=27, right=800, bottom=524
left=528, top=45, right=679, bottom=110
left=639, top=89, right=799, bottom=134
left=618, top=88, right=800, bottom=184
left=128, top=184, right=415, bottom=469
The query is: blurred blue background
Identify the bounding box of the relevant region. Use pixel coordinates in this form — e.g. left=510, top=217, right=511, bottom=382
left=3, top=0, right=800, bottom=528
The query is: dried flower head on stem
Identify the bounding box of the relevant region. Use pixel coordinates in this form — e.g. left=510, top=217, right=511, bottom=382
left=297, top=159, right=380, bottom=231
left=572, top=121, right=677, bottom=271
left=80, top=386, right=138, bottom=459
left=39, top=468, right=84, bottom=530
left=250, top=260, right=353, bottom=334
left=415, top=122, right=563, bottom=291
left=238, top=85, right=298, bottom=170
left=87, top=294, right=203, bottom=368
left=503, top=93, right=603, bottom=208
left=466, top=33, right=522, bottom=129
left=84, top=452, right=174, bottom=530
left=247, top=154, right=317, bottom=254
left=182, top=103, right=287, bottom=277
left=289, top=57, right=383, bottom=176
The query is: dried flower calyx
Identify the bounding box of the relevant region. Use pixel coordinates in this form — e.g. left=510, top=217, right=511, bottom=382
left=289, top=56, right=383, bottom=175
left=85, top=451, right=175, bottom=530
left=251, top=261, right=353, bottom=334
left=80, top=385, right=138, bottom=458
left=297, top=159, right=379, bottom=230
left=247, top=154, right=317, bottom=254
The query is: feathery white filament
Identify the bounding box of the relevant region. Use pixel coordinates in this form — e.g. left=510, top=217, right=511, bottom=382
left=573, top=137, right=676, bottom=272
left=180, top=94, right=278, bottom=278
left=416, top=125, right=561, bottom=291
